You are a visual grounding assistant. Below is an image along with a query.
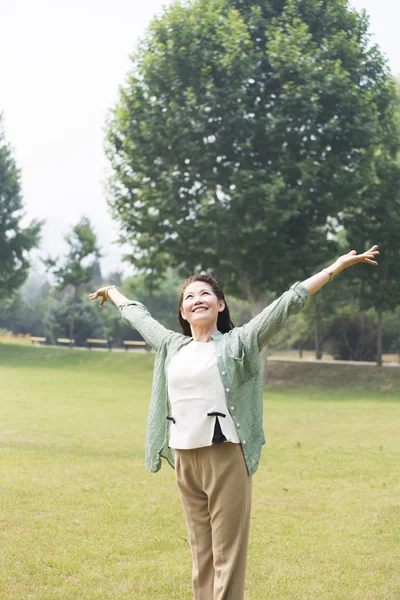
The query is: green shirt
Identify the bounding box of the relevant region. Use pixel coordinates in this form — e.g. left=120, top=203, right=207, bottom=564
left=119, top=282, right=308, bottom=476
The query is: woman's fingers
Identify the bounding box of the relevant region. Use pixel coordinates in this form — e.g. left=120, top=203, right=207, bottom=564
left=88, top=290, right=108, bottom=306
left=364, top=249, right=379, bottom=259
left=348, top=245, right=379, bottom=257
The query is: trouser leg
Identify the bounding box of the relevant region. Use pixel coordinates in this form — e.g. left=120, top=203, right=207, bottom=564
left=175, top=444, right=252, bottom=600
left=204, top=443, right=252, bottom=600
left=175, top=449, right=214, bottom=600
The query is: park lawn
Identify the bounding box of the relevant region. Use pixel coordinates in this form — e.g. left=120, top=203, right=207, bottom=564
left=0, top=344, right=399, bottom=600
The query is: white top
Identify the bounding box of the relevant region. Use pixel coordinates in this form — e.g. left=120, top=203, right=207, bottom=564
left=167, top=340, right=240, bottom=449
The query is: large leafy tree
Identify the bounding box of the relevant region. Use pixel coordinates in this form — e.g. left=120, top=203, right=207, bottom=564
left=342, top=156, right=400, bottom=366
left=106, top=0, right=396, bottom=311
left=44, top=217, right=101, bottom=343
left=0, top=114, right=41, bottom=299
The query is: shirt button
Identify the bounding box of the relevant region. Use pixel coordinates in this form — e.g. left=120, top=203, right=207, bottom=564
left=225, top=388, right=230, bottom=392
left=221, top=371, right=226, bottom=375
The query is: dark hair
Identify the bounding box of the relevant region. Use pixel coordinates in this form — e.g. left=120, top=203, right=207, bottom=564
left=178, top=273, right=234, bottom=337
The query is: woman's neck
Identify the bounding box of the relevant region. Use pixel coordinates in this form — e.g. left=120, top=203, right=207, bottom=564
left=190, top=323, right=218, bottom=343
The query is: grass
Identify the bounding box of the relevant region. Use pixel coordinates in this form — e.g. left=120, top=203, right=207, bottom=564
left=0, top=344, right=400, bottom=599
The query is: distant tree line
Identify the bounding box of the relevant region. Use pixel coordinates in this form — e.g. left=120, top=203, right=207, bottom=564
left=1, top=237, right=399, bottom=363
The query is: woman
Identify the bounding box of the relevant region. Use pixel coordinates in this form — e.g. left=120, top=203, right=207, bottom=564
left=89, top=245, right=378, bottom=600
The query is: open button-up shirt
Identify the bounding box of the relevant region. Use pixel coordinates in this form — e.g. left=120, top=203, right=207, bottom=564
left=119, top=282, right=308, bottom=476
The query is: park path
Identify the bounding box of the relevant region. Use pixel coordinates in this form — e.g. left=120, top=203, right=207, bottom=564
left=32, top=343, right=400, bottom=367
left=269, top=356, right=400, bottom=367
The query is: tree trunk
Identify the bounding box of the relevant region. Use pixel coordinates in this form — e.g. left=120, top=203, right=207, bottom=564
left=299, top=345, right=303, bottom=359
left=357, top=312, right=365, bottom=361
left=376, top=308, right=383, bottom=367
left=315, top=305, right=323, bottom=360
left=69, top=288, right=77, bottom=347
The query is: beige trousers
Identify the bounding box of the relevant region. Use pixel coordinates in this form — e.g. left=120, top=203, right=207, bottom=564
left=175, top=443, right=252, bottom=600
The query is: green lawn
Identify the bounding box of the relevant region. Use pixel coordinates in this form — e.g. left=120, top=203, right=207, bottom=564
left=0, top=344, right=399, bottom=599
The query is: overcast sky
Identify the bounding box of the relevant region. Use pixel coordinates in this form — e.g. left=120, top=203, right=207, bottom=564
left=1, top=0, right=398, bottom=277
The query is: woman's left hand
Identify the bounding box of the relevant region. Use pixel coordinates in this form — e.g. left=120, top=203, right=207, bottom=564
left=335, top=245, right=379, bottom=273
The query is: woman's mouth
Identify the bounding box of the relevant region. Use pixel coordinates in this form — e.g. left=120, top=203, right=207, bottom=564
left=193, top=306, right=208, bottom=312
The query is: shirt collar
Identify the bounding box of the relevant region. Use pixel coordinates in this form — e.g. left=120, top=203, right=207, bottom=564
left=210, top=331, right=223, bottom=340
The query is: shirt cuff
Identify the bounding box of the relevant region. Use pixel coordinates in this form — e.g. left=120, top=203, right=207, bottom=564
left=118, top=300, right=147, bottom=312
left=290, top=282, right=309, bottom=305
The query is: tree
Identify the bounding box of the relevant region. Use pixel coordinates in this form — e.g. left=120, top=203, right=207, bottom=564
left=44, top=217, right=101, bottom=344
left=342, top=158, right=400, bottom=365
left=106, top=0, right=394, bottom=305
left=291, top=226, right=369, bottom=360
left=341, top=74, right=400, bottom=366
left=0, top=114, right=41, bottom=299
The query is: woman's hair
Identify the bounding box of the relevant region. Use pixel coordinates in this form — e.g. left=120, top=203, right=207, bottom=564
left=178, top=273, right=234, bottom=337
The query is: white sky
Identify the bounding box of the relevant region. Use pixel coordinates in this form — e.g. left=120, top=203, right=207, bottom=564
left=0, top=0, right=399, bottom=276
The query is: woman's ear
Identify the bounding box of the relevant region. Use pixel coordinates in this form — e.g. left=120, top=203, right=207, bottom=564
left=218, top=300, right=225, bottom=313
left=180, top=306, right=187, bottom=321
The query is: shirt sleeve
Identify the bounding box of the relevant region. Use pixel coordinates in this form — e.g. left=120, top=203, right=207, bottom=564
left=239, top=282, right=309, bottom=352
left=119, top=300, right=173, bottom=352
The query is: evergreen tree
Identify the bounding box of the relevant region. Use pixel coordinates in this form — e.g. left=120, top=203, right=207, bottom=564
left=0, top=114, right=41, bottom=299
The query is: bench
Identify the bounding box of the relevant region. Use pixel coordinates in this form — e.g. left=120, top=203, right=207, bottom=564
left=86, top=338, right=113, bottom=350
left=30, top=336, right=46, bottom=345
left=122, top=340, right=150, bottom=352
left=57, top=338, right=75, bottom=346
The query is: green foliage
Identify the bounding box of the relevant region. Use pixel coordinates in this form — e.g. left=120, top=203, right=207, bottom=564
left=43, top=217, right=101, bottom=341
left=53, top=294, right=106, bottom=346
left=341, top=93, right=400, bottom=314
left=286, top=269, right=361, bottom=356
left=325, top=305, right=378, bottom=361
left=339, top=75, right=400, bottom=364
left=0, top=285, right=104, bottom=346
left=0, top=114, right=42, bottom=299
left=121, top=269, right=182, bottom=331
left=106, top=0, right=395, bottom=302
left=44, top=216, right=101, bottom=292
left=271, top=273, right=400, bottom=360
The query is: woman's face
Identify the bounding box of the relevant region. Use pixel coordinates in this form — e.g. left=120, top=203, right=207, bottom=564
left=180, top=281, right=225, bottom=329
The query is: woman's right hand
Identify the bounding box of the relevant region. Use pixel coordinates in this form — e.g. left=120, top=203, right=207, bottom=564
left=89, top=286, right=112, bottom=307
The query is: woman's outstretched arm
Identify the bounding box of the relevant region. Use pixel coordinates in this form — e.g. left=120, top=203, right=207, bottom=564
left=89, top=285, right=173, bottom=351
left=302, top=245, right=379, bottom=295
left=238, top=245, right=379, bottom=351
